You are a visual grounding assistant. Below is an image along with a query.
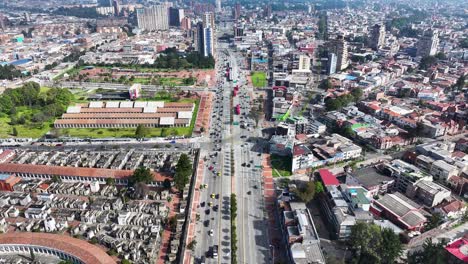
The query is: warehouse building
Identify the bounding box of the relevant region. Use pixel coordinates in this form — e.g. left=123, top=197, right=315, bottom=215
left=54, top=101, right=194, bottom=128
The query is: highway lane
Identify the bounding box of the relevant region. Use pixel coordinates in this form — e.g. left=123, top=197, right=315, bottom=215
left=231, top=49, right=271, bottom=264
left=193, top=44, right=233, bottom=264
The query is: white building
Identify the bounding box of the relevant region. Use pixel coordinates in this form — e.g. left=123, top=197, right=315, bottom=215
left=136, top=5, right=169, bottom=31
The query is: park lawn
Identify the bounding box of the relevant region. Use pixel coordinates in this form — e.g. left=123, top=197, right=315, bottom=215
left=270, top=154, right=293, bottom=177
left=0, top=114, right=53, bottom=138
left=251, top=71, right=267, bottom=88
left=57, top=98, right=200, bottom=138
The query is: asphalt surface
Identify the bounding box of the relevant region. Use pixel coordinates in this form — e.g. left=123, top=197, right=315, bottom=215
left=193, top=44, right=233, bottom=264
left=193, top=42, right=271, bottom=264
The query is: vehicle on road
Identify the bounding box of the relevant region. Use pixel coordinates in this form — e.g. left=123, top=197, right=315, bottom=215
left=209, top=229, right=214, bottom=236
left=212, top=245, right=218, bottom=258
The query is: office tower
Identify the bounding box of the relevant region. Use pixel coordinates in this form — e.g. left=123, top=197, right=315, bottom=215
left=195, top=22, right=204, bottom=53
left=112, top=0, right=120, bottom=16
left=136, top=5, right=169, bottom=31
left=169, top=7, right=185, bottom=27
left=327, top=53, right=337, bottom=75
left=202, top=12, right=215, bottom=29
left=234, top=3, right=241, bottom=20
left=98, top=0, right=112, bottom=7
left=298, top=55, right=311, bottom=71
left=264, top=5, right=272, bottom=18
left=181, top=17, right=191, bottom=31
left=328, top=36, right=348, bottom=71
left=203, top=27, right=214, bottom=57
left=370, top=24, right=385, bottom=50
left=216, top=0, right=221, bottom=12
left=24, top=12, right=30, bottom=22
left=417, top=29, right=439, bottom=57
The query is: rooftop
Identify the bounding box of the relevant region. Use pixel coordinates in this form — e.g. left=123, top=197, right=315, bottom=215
left=348, top=166, right=394, bottom=188
left=318, top=169, right=339, bottom=186
left=445, top=237, right=468, bottom=262
left=0, top=232, right=116, bottom=264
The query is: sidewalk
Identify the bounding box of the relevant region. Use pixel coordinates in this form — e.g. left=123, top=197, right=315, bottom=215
left=262, top=154, right=286, bottom=263
left=183, top=159, right=205, bottom=264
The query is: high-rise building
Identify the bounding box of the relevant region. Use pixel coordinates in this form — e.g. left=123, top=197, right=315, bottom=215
left=195, top=22, right=204, bottom=53
left=136, top=5, right=169, bottom=31
left=98, top=0, right=112, bottom=7
left=370, top=24, right=385, bottom=50
left=327, top=53, right=337, bottom=75
left=263, top=5, right=272, bottom=18
left=234, top=3, right=241, bottom=20
left=417, top=29, right=439, bottom=57
left=328, top=36, right=348, bottom=71
left=112, top=0, right=120, bottom=16
left=298, top=55, right=311, bottom=71
left=234, top=26, right=243, bottom=37
left=202, top=12, right=215, bottom=28
left=181, top=17, right=191, bottom=31
left=203, top=27, right=214, bottom=57
left=169, top=7, right=185, bottom=27
left=216, top=0, right=222, bottom=12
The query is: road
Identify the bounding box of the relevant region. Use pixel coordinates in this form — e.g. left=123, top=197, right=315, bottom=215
left=193, top=44, right=233, bottom=263
left=230, top=48, right=271, bottom=264
left=192, top=41, right=271, bottom=264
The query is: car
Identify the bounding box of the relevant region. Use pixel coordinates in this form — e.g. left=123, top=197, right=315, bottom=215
left=208, top=166, right=213, bottom=171
left=212, top=245, right=218, bottom=258
left=247, top=191, right=252, bottom=195
left=205, top=209, right=210, bottom=215
left=217, top=172, right=221, bottom=176
left=241, top=163, right=246, bottom=167
left=203, top=220, right=210, bottom=227
left=209, top=229, right=214, bottom=236
left=213, top=205, right=218, bottom=212
left=247, top=164, right=251, bottom=168
left=210, top=193, right=215, bottom=199
left=208, top=202, right=213, bottom=207
left=253, top=185, right=258, bottom=189
left=200, top=201, right=205, bottom=207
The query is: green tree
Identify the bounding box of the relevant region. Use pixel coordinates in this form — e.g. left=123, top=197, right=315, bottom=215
left=187, top=240, right=197, bottom=250
left=315, top=181, right=324, bottom=194
left=349, top=223, right=402, bottom=264
left=174, top=154, right=193, bottom=191
left=408, top=239, right=447, bottom=264
left=52, top=175, right=62, bottom=183
left=454, top=74, right=466, bottom=91
left=425, top=212, right=443, bottom=230
left=419, top=56, right=438, bottom=70
left=128, top=167, right=153, bottom=186
left=294, top=181, right=316, bottom=203
left=135, top=124, right=148, bottom=139
left=318, top=79, right=333, bottom=90
left=351, top=88, right=363, bottom=102
left=121, top=259, right=132, bottom=264
left=12, top=127, right=18, bottom=136
left=105, top=177, right=115, bottom=186
left=380, top=228, right=403, bottom=264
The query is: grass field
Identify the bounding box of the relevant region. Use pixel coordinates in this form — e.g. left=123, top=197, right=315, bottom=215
left=251, top=71, right=267, bottom=88
left=270, top=154, right=293, bottom=177
left=56, top=98, right=200, bottom=138
left=0, top=113, right=53, bottom=138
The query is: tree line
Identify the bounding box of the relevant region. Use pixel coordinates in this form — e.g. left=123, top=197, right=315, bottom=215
left=155, top=48, right=215, bottom=69
left=0, top=65, right=23, bottom=80
left=324, top=88, right=363, bottom=111
left=0, top=82, right=73, bottom=128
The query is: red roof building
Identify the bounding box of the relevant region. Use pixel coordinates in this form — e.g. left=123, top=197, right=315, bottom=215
left=318, top=169, right=339, bottom=187
left=445, top=237, right=468, bottom=263
left=0, top=173, right=21, bottom=191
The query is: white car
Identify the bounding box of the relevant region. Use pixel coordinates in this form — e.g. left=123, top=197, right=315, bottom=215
left=209, top=229, right=214, bottom=236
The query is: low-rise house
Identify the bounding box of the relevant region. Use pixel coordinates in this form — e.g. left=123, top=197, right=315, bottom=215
left=346, top=166, right=395, bottom=197
left=406, top=180, right=452, bottom=207
left=434, top=199, right=467, bottom=220
left=430, top=160, right=459, bottom=181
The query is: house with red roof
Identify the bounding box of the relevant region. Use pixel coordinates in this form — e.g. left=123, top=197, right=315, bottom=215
left=445, top=236, right=468, bottom=264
